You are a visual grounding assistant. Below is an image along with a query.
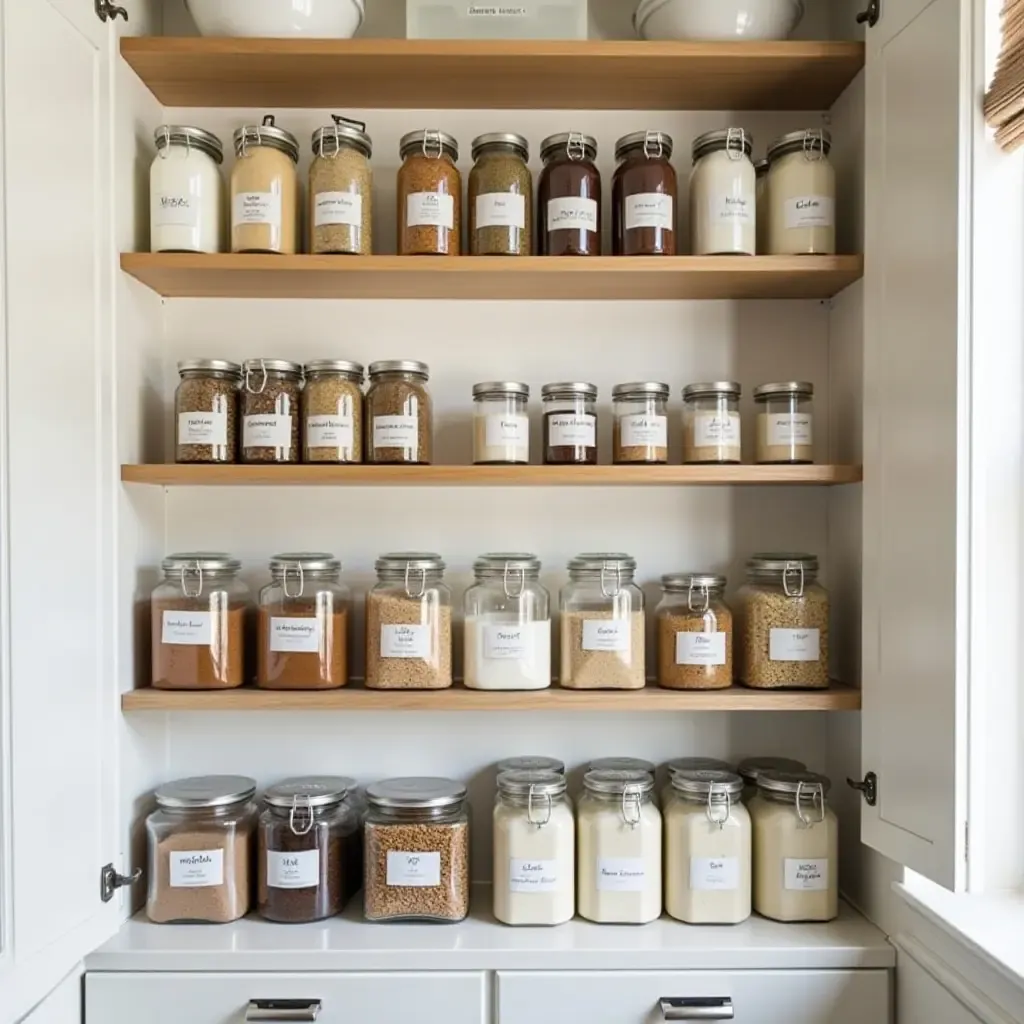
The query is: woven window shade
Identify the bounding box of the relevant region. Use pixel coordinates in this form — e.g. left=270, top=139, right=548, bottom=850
left=985, top=0, right=1024, bottom=150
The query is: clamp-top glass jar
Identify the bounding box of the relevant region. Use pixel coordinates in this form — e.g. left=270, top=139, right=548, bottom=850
left=766, top=129, right=835, bottom=255
left=542, top=381, right=597, bottom=465
left=656, top=572, right=733, bottom=691
left=612, top=130, right=677, bottom=256
left=302, top=360, right=364, bottom=464
left=612, top=381, right=669, bottom=464
left=366, top=360, right=432, bottom=464
left=150, top=125, right=224, bottom=254
left=397, top=129, right=461, bottom=256
left=472, top=381, right=530, bottom=465
left=737, top=756, right=807, bottom=802
left=538, top=132, right=601, bottom=256
left=231, top=115, right=300, bottom=255
left=682, top=381, right=742, bottom=464
left=175, top=359, right=241, bottom=464
left=754, top=381, right=814, bottom=464
left=241, top=358, right=302, bottom=464
left=663, top=757, right=733, bottom=807
left=690, top=128, right=756, bottom=256
left=309, top=115, right=373, bottom=256
left=469, top=133, right=532, bottom=256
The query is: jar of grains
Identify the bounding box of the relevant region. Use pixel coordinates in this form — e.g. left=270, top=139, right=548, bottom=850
left=577, top=769, right=662, bottom=924
left=302, top=360, right=363, bottom=464
left=146, top=775, right=258, bottom=924
left=397, top=129, right=461, bottom=256
left=542, top=381, right=597, bottom=465
left=538, top=132, right=601, bottom=256
left=365, top=552, right=452, bottom=689
left=755, top=159, right=769, bottom=254
left=754, top=381, right=814, bottom=464
left=469, top=133, right=532, bottom=256
left=656, top=572, right=733, bottom=691
left=560, top=553, right=645, bottom=690
left=690, top=128, right=756, bottom=256
left=737, top=756, right=807, bottom=803
left=682, top=381, right=742, bottom=464
left=497, top=755, right=566, bottom=777
left=151, top=552, right=250, bottom=690
left=175, top=359, right=241, bottom=464
left=612, top=130, right=677, bottom=256
left=662, top=757, right=733, bottom=808
left=150, top=125, right=224, bottom=254
left=309, top=115, right=373, bottom=256
left=231, top=116, right=299, bottom=255
left=737, top=553, right=829, bottom=689
left=766, top=129, right=835, bottom=255
left=258, top=776, right=362, bottom=923
left=472, top=381, right=530, bottom=465
left=612, top=381, right=669, bottom=464
left=366, top=360, right=432, bottom=464
left=464, top=553, right=551, bottom=691
left=493, top=769, right=574, bottom=926
left=363, top=777, right=470, bottom=923
left=241, top=359, right=302, bottom=463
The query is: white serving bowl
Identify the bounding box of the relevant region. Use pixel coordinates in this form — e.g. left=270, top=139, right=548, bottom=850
left=184, top=0, right=365, bottom=38
left=634, top=0, right=804, bottom=41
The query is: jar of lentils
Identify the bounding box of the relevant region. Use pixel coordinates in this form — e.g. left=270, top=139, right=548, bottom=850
left=309, top=115, right=373, bottom=256
left=175, top=359, right=241, bottom=463
left=542, top=382, right=597, bottom=465
left=469, top=133, right=532, bottom=256
left=612, top=382, right=669, bottom=464
left=397, top=129, right=461, bottom=256
left=682, top=381, right=742, bottom=464
left=472, top=381, right=530, bottom=465
left=538, top=132, right=601, bottom=256
left=302, top=360, right=363, bottom=464
left=241, top=359, right=302, bottom=463
left=656, top=572, right=733, bottom=691
left=366, top=360, right=432, bottom=464
left=612, top=130, right=677, bottom=256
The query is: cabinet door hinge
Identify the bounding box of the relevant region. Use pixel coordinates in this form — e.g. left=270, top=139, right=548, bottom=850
left=95, top=0, right=128, bottom=23
left=856, top=0, right=880, bottom=27
left=847, top=771, right=878, bottom=806
left=100, top=862, right=141, bottom=903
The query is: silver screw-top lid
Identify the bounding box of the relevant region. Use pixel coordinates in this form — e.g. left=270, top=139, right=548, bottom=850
left=497, top=769, right=566, bottom=798
left=161, top=551, right=241, bottom=575
left=155, top=775, right=256, bottom=810
left=671, top=769, right=744, bottom=799
left=540, top=132, right=598, bottom=162
left=471, top=132, right=529, bottom=161
left=268, top=552, right=341, bottom=576
left=611, top=381, right=670, bottom=400
left=473, top=552, right=542, bottom=579
left=366, top=776, right=466, bottom=810
left=757, top=769, right=832, bottom=798
left=692, top=127, right=753, bottom=162
left=399, top=129, right=459, bottom=162
left=737, top=756, right=807, bottom=784
left=496, top=755, right=565, bottom=775
left=303, top=360, right=364, bottom=380
left=767, top=128, right=832, bottom=163
left=368, top=360, right=429, bottom=379
left=233, top=115, right=300, bottom=162
left=746, top=552, right=819, bottom=574
left=264, top=775, right=356, bottom=810
left=683, top=381, right=742, bottom=400
left=568, top=553, right=638, bottom=576
left=661, top=572, right=727, bottom=594
left=312, top=115, right=372, bottom=159
left=588, top=756, right=655, bottom=775
left=753, top=380, right=814, bottom=400
left=472, top=381, right=530, bottom=399
left=541, top=381, right=598, bottom=400
left=666, top=756, right=733, bottom=776
left=242, top=358, right=303, bottom=376
left=154, top=125, right=224, bottom=164
left=614, top=129, right=674, bottom=161
left=177, top=359, right=242, bottom=377
left=583, top=768, right=655, bottom=795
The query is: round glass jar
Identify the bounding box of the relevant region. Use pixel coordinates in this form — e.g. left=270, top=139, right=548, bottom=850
left=755, top=158, right=769, bottom=255
left=302, top=359, right=363, bottom=464
left=258, top=776, right=362, bottom=923
left=751, top=770, right=838, bottom=922
left=363, top=777, right=470, bottom=923
left=497, top=755, right=566, bottom=776
left=493, top=770, right=574, bottom=926
left=577, top=769, right=662, bottom=924
left=241, top=358, right=302, bottom=464
left=766, top=129, right=835, bottom=255
left=737, top=553, right=830, bottom=689
left=366, top=360, right=432, bottom=464
left=469, top=133, right=532, bottom=256
left=150, top=125, right=224, bottom=254
left=665, top=770, right=751, bottom=924
left=690, top=128, right=756, bottom=256
left=365, top=552, right=452, bottom=689
left=464, top=553, right=551, bottom=691
left=231, top=116, right=299, bottom=255
left=612, top=130, right=677, bottom=256
left=257, top=552, right=350, bottom=690
left=737, top=756, right=807, bottom=802
left=473, top=381, right=530, bottom=465
left=542, top=381, right=597, bottom=465
left=754, top=381, right=814, bottom=464
left=397, top=129, right=461, bottom=256
left=146, top=775, right=257, bottom=924
left=560, top=553, right=645, bottom=690
left=175, top=358, right=240, bottom=463
left=612, top=381, right=669, bottom=464
left=656, top=572, right=733, bottom=691
left=538, top=132, right=601, bottom=256
left=682, top=381, right=742, bottom=464
left=309, top=116, right=373, bottom=256
left=663, top=756, right=733, bottom=807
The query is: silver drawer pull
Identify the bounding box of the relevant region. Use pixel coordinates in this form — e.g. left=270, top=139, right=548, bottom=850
left=660, top=997, right=734, bottom=1021
left=245, top=1000, right=322, bottom=1021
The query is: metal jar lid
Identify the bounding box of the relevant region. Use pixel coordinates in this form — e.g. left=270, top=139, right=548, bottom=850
left=611, top=381, right=670, bottom=400
left=242, top=358, right=303, bottom=377
left=671, top=769, right=744, bottom=799
left=471, top=132, right=529, bottom=161
left=568, top=553, right=637, bottom=577
left=540, top=132, right=598, bottom=163
left=472, top=381, right=530, bottom=399
left=369, top=359, right=429, bottom=379
left=588, top=756, right=655, bottom=775
left=755, top=158, right=770, bottom=177
left=473, top=552, right=542, bottom=579
left=162, top=551, right=241, bottom=575
left=155, top=125, right=224, bottom=164
left=666, top=756, right=733, bottom=776
left=177, top=359, right=242, bottom=377
left=541, top=381, right=598, bottom=400
left=753, top=381, right=814, bottom=400
left=583, top=768, right=655, bottom=795
left=497, top=769, right=566, bottom=798
left=496, top=755, right=565, bottom=775
left=264, top=775, right=356, bottom=810
left=399, top=129, right=459, bottom=162
left=366, top=776, right=466, bottom=810
left=767, top=128, right=832, bottom=163
left=375, top=552, right=446, bottom=585
left=233, top=115, right=300, bottom=163
left=661, top=572, right=727, bottom=594
left=692, top=128, right=753, bottom=163
left=269, top=552, right=342, bottom=577
left=757, top=769, right=832, bottom=800
left=312, top=115, right=372, bottom=159
left=683, top=381, right=741, bottom=400
left=747, top=552, right=818, bottom=575
left=614, top=130, right=674, bottom=162
left=304, top=359, right=364, bottom=381
left=737, top=756, right=807, bottom=785
left=155, top=775, right=256, bottom=810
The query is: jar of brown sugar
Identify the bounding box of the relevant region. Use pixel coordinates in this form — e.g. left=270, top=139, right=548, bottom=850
left=257, top=552, right=350, bottom=690
left=754, top=381, right=814, bottom=464
left=682, top=381, right=742, bottom=464
left=612, top=130, right=677, bottom=256
left=309, top=115, right=373, bottom=256
left=542, top=381, right=597, bottom=465
left=303, top=359, right=364, bottom=464
left=231, top=115, right=299, bottom=255
left=175, top=359, right=241, bottom=464
left=538, top=132, right=601, bottom=256
left=366, top=360, right=432, bottom=464
left=469, top=132, right=532, bottom=256
left=397, top=129, right=461, bottom=256
left=656, top=572, right=733, bottom=691
left=612, top=381, right=669, bottom=463
left=242, top=358, right=302, bottom=464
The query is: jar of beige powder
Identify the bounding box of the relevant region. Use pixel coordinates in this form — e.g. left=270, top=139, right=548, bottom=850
left=754, top=381, right=814, bottom=464
left=682, top=382, right=741, bottom=464
left=231, top=115, right=300, bottom=255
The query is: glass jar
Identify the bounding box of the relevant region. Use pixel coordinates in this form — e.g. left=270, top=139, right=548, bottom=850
left=258, top=776, right=362, bottom=923
left=397, top=129, right=461, bottom=256
left=766, top=129, right=835, bottom=255
left=363, top=777, right=470, bottom=922
left=150, top=125, right=224, bottom=254
left=472, top=381, right=530, bottom=465
left=366, top=360, right=432, bottom=464
left=737, top=553, right=830, bottom=689
left=309, top=115, right=373, bottom=256
left=231, top=115, right=299, bottom=255
left=497, top=756, right=566, bottom=776
left=175, top=359, right=241, bottom=464
left=682, top=381, right=742, bottom=464
left=589, top=757, right=655, bottom=776
left=612, top=381, right=669, bottom=464
left=665, top=770, right=751, bottom=925
left=737, top=756, right=807, bottom=802
left=751, top=770, right=838, bottom=922
left=577, top=769, right=662, bottom=924
left=560, top=553, right=645, bottom=690
left=365, top=552, right=452, bottom=689
left=662, top=757, right=733, bottom=807
left=755, top=158, right=769, bottom=255
left=493, top=770, right=574, bottom=926
left=302, top=360, right=364, bottom=464
left=538, top=132, right=601, bottom=256
left=241, top=358, right=302, bottom=464
left=656, top=572, right=733, bottom=691
left=754, top=381, right=814, bottom=464
left=257, top=552, right=350, bottom=690
left=469, top=133, right=532, bottom=256
left=612, top=130, right=677, bottom=256
left=146, top=775, right=257, bottom=924
left=542, top=381, right=597, bottom=465
left=690, top=128, right=756, bottom=256
left=464, top=553, right=551, bottom=691
left=151, top=552, right=251, bottom=690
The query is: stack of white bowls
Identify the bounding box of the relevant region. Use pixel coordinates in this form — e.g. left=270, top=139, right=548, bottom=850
left=633, top=0, right=804, bottom=41
left=184, top=0, right=365, bottom=38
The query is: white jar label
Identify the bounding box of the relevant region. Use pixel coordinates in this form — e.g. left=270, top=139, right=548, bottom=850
left=767, top=413, right=812, bottom=446
left=620, top=414, right=667, bottom=448
left=596, top=857, right=646, bottom=892
left=381, top=624, right=430, bottom=659
left=769, top=628, right=821, bottom=662
left=407, top=192, right=454, bottom=229
left=582, top=619, right=630, bottom=653
left=547, top=413, right=595, bottom=447
left=485, top=414, right=529, bottom=447
left=270, top=617, right=321, bottom=653
left=314, top=191, right=363, bottom=228
left=509, top=858, right=559, bottom=893
left=153, top=193, right=198, bottom=228
left=161, top=611, right=212, bottom=646
left=178, top=411, right=227, bottom=447
left=234, top=191, right=281, bottom=227
left=694, top=412, right=740, bottom=447
left=547, top=196, right=598, bottom=233
left=475, top=192, right=526, bottom=230
left=307, top=414, right=354, bottom=449
left=484, top=625, right=529, bottom=660
left=784, top=858, right=829, bottom=891
left=267, top=849, right=320, bottom=889
left=170, top=849, right=224, bottom=888
left=784, top=196, right=835, bottom=230
left=386, top=851, right=441, bottom=887
left=625, top=193, right=673, bottom=231
left=689, top=856, right=740, bottom=891
left=373, top=414, right=418, bottom=451
left=710, top=193, right=753, bottom=224
left=243, top=414, right=292, bottom=449
left=676, top=631, right=727, bottom=666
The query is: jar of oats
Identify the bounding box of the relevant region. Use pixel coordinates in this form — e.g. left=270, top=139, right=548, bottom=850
left=175, top=359, right=241, bottom=463
left=241, top=359, right=302, bottom=464
left=302, top=360, right=363, bottom=463
left=231, top=116, right=300, bottom=255
left=682, top=382, right=742, bottom=464
left=309, top=116, right=373, bottom=256
left=397, top=130, right=461, bottom=256
left=366, top=360, right=432, bottom=464
left=656, top=572, right=733, bottom=691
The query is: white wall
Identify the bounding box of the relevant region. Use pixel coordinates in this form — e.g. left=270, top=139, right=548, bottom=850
left=18, top=971, right=81, bottom=1024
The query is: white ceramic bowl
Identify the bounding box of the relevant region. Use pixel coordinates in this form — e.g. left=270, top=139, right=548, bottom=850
left=184, top=0, right=365, bottom=38
left=634, top=0, right=804, bottom=41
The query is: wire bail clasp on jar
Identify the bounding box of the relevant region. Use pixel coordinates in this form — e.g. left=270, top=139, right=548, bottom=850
left=643, top=130, right=664, bottom=160
left=566, top=131, right=587, bottom=162
left=802, top=129, right=827, bottom=162
left=283, top=561, right=305, bottom=599
left=620, top=784, right=642, bottom=829
left=180, top=561, right=203, bottom=599
left=795, top=781, right=826, bottom=828
left=404, top=563, right=427, bottom=599
left=421, top=129, right=443, bottom=160
left=239, top=114, right=276, bottom=159
left=157, top=125, right=188, bottom=161
left=319, top=113, right=367, bottom=160
left=289, top=794, right=315, bottom=836
left=526, top=784, right=552, bottom=829
left=245, top=359, right=268, bottom=395
left=726, top=127, right=748, bottom=162
left=687, top=581, right=711, bottom=613
left=782, top=561, right=806, bottom=598
left=600, top=561, right=624, bottom=598
left=503, top=562, right=526, bottom=600
left=706, top=785, right=731, bottom=830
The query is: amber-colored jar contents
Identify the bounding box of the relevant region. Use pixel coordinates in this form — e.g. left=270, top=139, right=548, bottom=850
left=231, top=115, right=300, bottom=255
left=613, top=130, right=677, bottom=256
left=397, top=129, right=461, bottom=256
left=538, top=132, right=601, bottom=256
left=656, top=572, right=733, bottom=690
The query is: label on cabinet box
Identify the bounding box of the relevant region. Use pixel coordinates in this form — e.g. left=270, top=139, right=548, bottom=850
left=596, top=857, right=646, bottom=891
left=547, top=196, right=598, bottom=233
left=170, top=849, right=224, bottom=888
left=547, top=413, right=595, bottom=447
left=373, top=414, right=418, bottom=451
left=267, top=849, right=320, bottom=889
left=620, top=414, right=667, bottom=448
left=710, top=193, right=753, bottom=224
left=307, top=414, right=355, bottom=449
left=407, top=192, right=454, bottom=229
left=234, top=191, right=281, bottom=227
left=476, top=192, right=526, bottom=230
left=244, top=414, right=292, bottom=449
left=386, top=851, right=441, bottom=887
left=178, top=411, right=227, bottom=447
left=784, top=195, right=834, bottom=230
left=767, top=413, right=812, bottom=447
left=689, top=856, right=740, bottom=891
left=693, top=412, right=740, bottom=448
left=625, top=193, right=673, bottom=232
left=582, top=619, right=630, bottom=652
left=676, top=631, right=727, bottom=666
left=784, top=858, right=829, bottom=890
left=468, top=5, right=529, bottom=16
left=153, top=193, right=198, bottom=228
left=314, top=191, right=363, bottom=228
left=162, top=611, right=212, bottom=646
left=484, top=414, right=529, bottom=447
left=509, top=858, right=559, bottom=893
left=381, top=624, right=430, bottom=659
left=270, top=617, right=321, bottom=653
left=769, top=628, right=820, bottom=662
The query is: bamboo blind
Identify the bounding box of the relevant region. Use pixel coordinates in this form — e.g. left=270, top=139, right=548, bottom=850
left=985, top=0, right=1024, bottom=150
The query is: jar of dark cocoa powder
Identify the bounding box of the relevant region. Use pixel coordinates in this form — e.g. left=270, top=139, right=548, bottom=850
left=612, top=130, right=677, bottom=256
left=542, top=382, right=598, bottom=465
left=538, top=132, right=601, bottom=256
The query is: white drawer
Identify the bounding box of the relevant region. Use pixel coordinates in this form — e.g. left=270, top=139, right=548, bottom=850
left=86, top=971, right=486, bottom=1024
left=497, top=969, right=891, bottom=1024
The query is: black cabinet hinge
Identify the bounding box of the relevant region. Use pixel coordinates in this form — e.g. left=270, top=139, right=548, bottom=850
left=100, top=862, right=141, bottom=903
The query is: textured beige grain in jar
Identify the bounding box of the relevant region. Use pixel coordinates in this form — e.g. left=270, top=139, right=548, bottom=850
left=365, top=363, right=433, bottom=465
left=560, top=610, right=646, bottom=690
left=613, top=417, right=668, bottom=464
left=241, top=360, right=302, bottom=464
left=657, top=604, right=733, bottom=690
left=175, top=360, right=240, bottom=464
left=397, top=130, right=462, bottom=256
left=365, top=591, right=452, bottom=689
left=231, top=118, right=299, bottom=255
left=469, top=133, right=532, bottom=256
left=738, top=585, right=829, bottom=688
left=309, top=118, right=373, bottom=255
left=303, top=363, right=363, bottom=463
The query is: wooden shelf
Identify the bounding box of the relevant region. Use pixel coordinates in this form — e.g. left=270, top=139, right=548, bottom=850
left=120, top=38, right=865, bottom=111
